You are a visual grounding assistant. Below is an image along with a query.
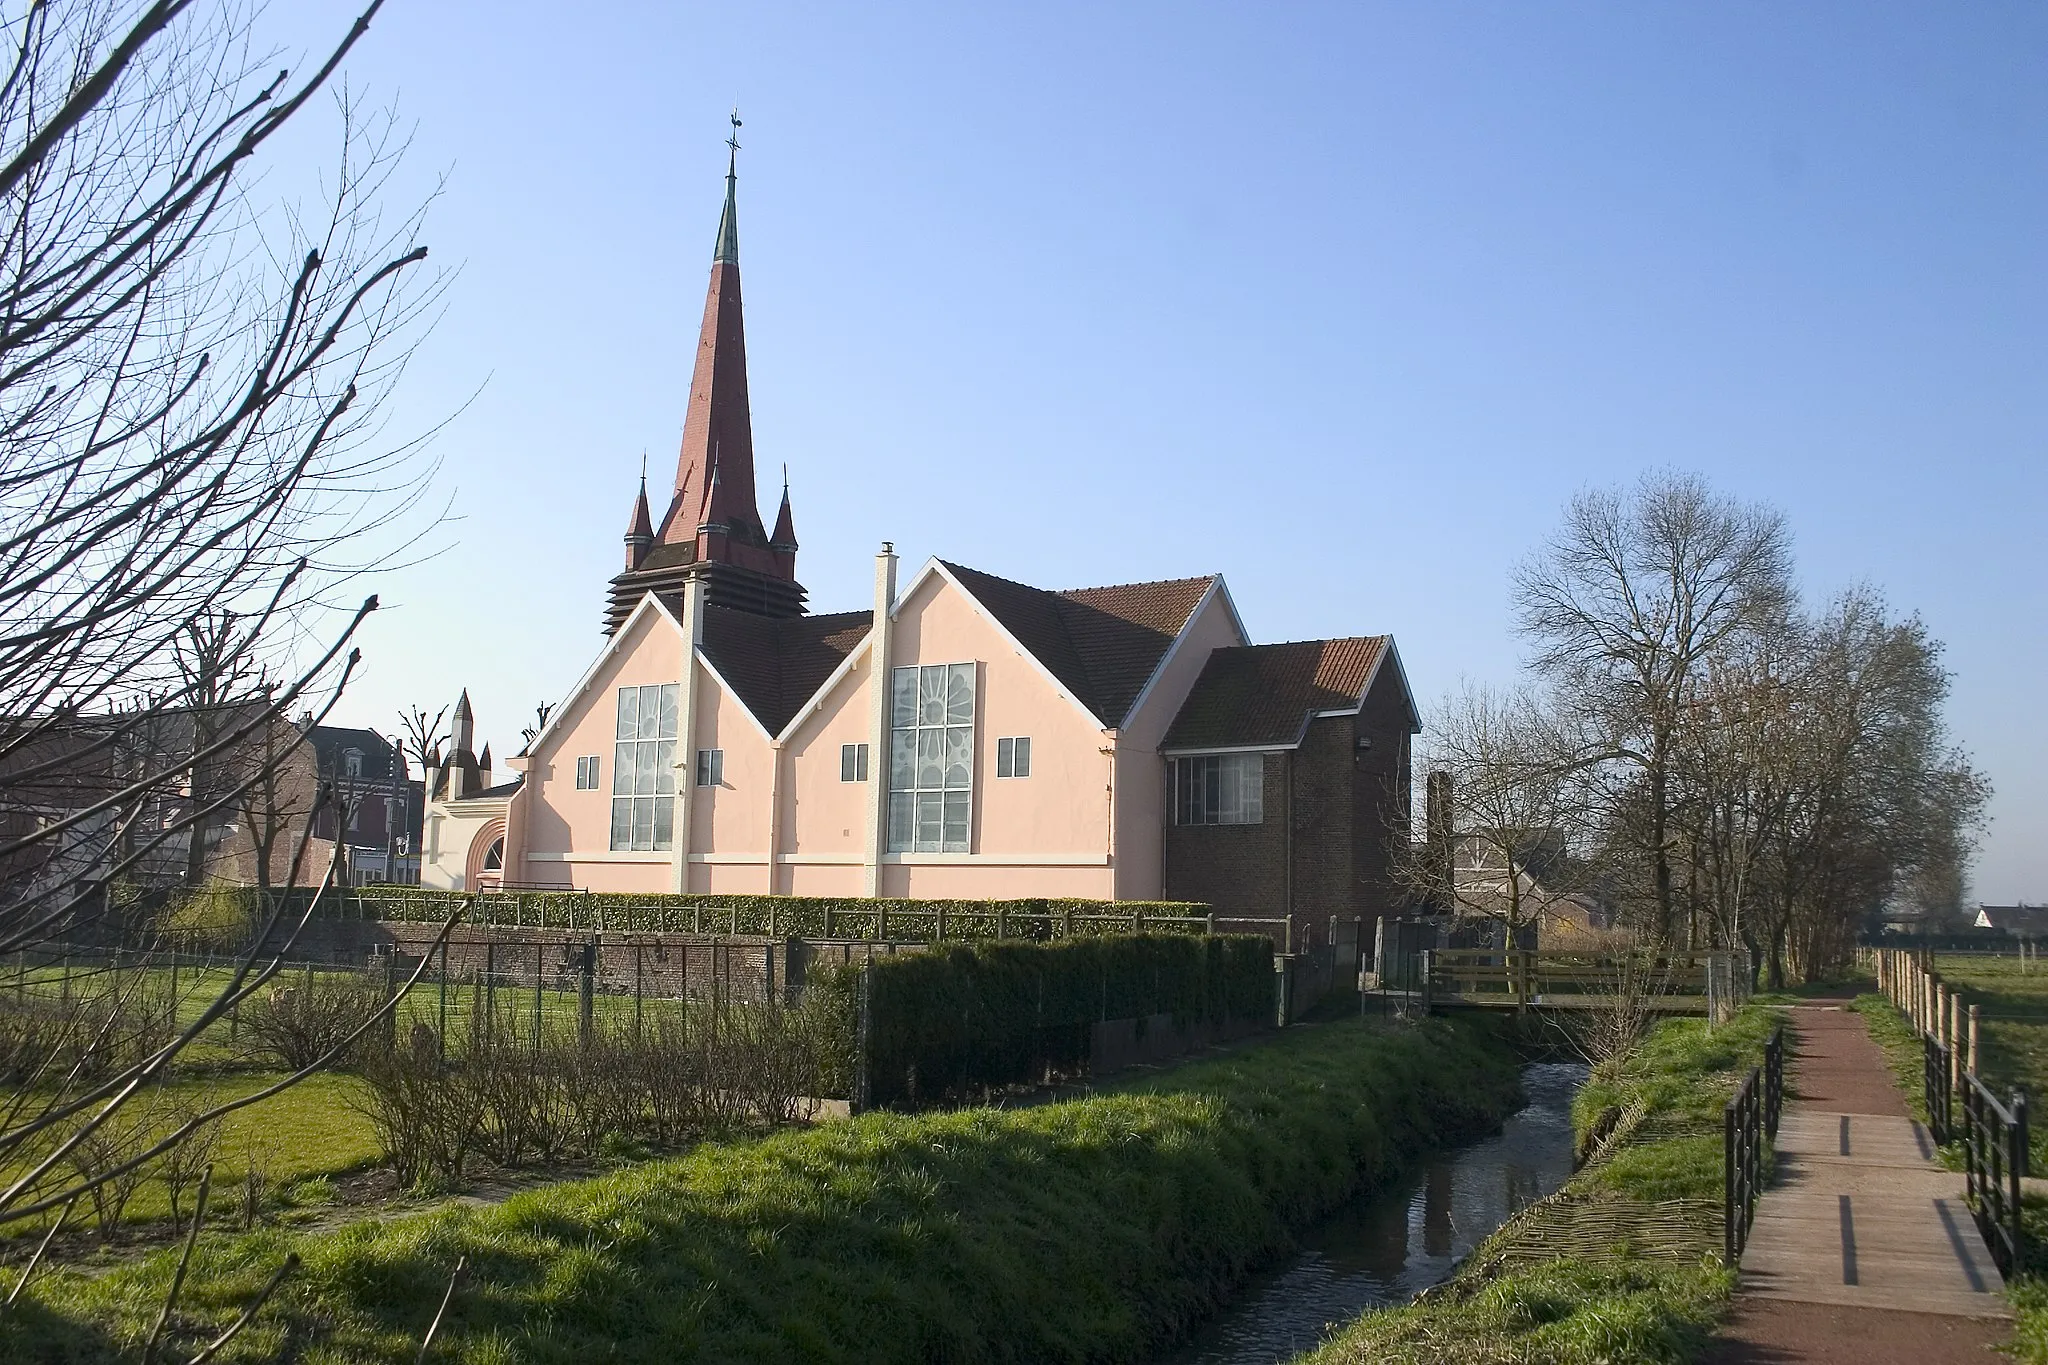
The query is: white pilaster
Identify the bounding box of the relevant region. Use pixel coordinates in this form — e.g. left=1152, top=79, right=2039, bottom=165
left=670, top=578, right=707, bottom=894
left=863, top=543, right=898, bottom=897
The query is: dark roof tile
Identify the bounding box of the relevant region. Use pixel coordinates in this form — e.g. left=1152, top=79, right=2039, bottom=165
left=939, top=563, right=1216, bottom=727
left=685, top=602, right=872, bottom=735
left=1162, top=637, right=1389, bottom=750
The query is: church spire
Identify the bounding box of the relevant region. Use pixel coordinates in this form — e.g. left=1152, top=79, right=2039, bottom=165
left=604, top=114, right=807, bottom=634
left=667, top=109, right=759, bottom=544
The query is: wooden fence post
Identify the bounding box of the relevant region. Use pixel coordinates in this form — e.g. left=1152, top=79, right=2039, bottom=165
left=1970, top=1003, right=1981, bottom=1078
left=1951, top=991, right=1964, bottom=1095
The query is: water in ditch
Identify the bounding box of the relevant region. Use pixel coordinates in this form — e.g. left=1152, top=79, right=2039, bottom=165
left=1157, top=1060, right=1588, bottom=1365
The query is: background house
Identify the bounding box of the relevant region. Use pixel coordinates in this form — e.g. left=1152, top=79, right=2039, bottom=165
left=306, top=726, right=423, bottom=885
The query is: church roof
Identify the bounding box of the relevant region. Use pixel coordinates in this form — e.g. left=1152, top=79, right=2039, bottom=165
left=939, top=563, right=1219, bottom=729
left=1162, top=636, right=1394, bottom=750
left=685, top=602, right=873, bottom=735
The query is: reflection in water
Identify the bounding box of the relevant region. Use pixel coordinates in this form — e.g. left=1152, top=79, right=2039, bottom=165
left=1158, top=1061, right=1586, bottom=1365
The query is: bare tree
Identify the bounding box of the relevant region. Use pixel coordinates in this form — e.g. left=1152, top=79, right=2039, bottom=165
left=0, top=0, right=461, bottom=1258
left=1398, top=683, right=1591, bottom=947
left=397, top=702, right=448, bottom=773
left=1514, top=470, right=1795, bottom=943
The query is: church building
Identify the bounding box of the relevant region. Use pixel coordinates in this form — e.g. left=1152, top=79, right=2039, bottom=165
left=423, top=134, right=1420, bottom=943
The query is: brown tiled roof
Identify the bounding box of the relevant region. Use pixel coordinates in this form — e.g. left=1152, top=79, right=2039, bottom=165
left=939, top=563, right=1218, bottom=728
left=684, top=602, right=872, bottom=735
left=1161, top=637, right=1390, bottom=750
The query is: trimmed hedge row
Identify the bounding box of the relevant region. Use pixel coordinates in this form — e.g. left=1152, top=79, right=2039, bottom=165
left=811, top=933, right=1276, bottom=1106
left=307, top=886, right=1212, bottom=943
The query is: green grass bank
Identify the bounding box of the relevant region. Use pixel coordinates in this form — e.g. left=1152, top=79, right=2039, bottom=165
left=8, top=1015, right=1520, bottom=1364
left=1293, top=1005, right=1781, bottom=1365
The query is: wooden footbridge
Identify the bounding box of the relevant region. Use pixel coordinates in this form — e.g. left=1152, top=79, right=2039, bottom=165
left=1383, top=949, right=1752, bottom=1018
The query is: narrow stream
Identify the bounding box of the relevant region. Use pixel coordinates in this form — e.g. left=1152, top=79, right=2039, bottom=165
left=1157, top=1061, right=1588, bottom=1365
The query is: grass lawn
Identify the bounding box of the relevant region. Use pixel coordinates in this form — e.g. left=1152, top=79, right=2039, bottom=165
left=0, top=1071, right=383, bottom=1246
left=1907, top=954, right=2048, bottom=1135
left=5, top=1015, right=1524, bottom=1364
left=1293, top=1005, right=1781, bottom=1365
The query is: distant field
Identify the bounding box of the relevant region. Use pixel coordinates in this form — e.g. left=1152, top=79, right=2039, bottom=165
left=1913, top=952, right=2048, bottom=1168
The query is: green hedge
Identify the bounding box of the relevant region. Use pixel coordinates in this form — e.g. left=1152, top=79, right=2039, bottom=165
left=301, top=886, right=1211, bottom=943
left=810, top=933, right=1275, bottom=1106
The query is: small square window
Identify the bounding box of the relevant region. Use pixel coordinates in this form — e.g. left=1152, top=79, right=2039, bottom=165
left=840, top=742, right=869, bottom=782
left=996, top=736, right=1031, bottom=778
left=695, top=749, right=724, bottom=787
left=574, top=755, right=600, bottom=790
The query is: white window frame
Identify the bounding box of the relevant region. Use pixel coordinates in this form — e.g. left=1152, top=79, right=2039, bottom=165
left=995, top=736, right=1032, bottom=778
left=574, top=755, right=600, bottom=790
left=695, top=748, right=724, bottom=788
left=1175, top=753, right=1265, bottom=826
left=888, top=662, right=975, bottom=853
left=610, top=683, right=679, bottom=851
left=840, top=742, right=868, bottom=783
left=343, top=748, right=363, bottom=779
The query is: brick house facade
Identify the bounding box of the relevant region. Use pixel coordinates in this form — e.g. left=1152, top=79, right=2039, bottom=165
left=1162, top=640, right=1419, bottom=948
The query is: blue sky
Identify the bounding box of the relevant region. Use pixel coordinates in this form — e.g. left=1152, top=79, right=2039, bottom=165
left=272, top=1, right=2045, bottom=900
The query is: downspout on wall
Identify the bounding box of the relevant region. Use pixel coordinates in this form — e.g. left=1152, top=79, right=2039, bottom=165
left=863, top=543, right=897, bottom=897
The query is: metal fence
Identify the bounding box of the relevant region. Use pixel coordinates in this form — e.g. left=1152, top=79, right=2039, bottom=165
left=1724, top=1024, right=1785, bottom=1265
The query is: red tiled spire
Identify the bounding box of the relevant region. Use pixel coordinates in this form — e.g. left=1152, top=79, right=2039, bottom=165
left=603, top=116, right=808, bottom=633
left=668, top=129, right=759, bottom=546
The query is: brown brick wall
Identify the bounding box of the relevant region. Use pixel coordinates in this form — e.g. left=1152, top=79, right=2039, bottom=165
left=1352, top=663, right=1415, bottom=938
left=1163, top=752, right=1288, bottom=919
left=1163, top=667, right=1415, bottom=955
left=1290, top=716, right=1358, bottom=940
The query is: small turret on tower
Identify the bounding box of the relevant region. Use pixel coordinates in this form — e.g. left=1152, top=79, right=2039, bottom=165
left=625, top=475, right=654, bottom=570
left=770, top=465, right=798, bottom=579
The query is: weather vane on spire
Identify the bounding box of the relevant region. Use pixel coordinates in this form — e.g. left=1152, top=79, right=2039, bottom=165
left=727, top=108, right=742, bottom=166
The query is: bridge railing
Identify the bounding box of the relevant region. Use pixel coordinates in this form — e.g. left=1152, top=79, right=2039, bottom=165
left=1425, top=949, right=1744, bottom=1014
left=1960, top=1071, right=2029, bottom=1279
left=1724, top=1024, right=1785, bottom=1266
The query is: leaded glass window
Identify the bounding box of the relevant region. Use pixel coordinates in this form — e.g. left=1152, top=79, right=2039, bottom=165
left=888, top=663, right=974, bottom=852
left=610, top=683, right=678, bottom=850
left=1175, top=753, right=1265, bottom=826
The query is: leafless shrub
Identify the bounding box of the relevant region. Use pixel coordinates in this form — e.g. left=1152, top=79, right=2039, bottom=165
left=1558, top=952, right=1672, bottom=1065
left=466, top=1034, right=574, bottom=1168
left=717, top=998, right=826, bottom=1127
left=350, top=1046, right=487, bottom=1189
left=238, top=972, right=384, bottom=1071
left=636, top=1011, right=708, bottom=1147
left=233, top=1139, right=274, bottom=1233
left=158, top=1098, right=219, bottom=1234
left=65, top=1104, right=159, bottom=1240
